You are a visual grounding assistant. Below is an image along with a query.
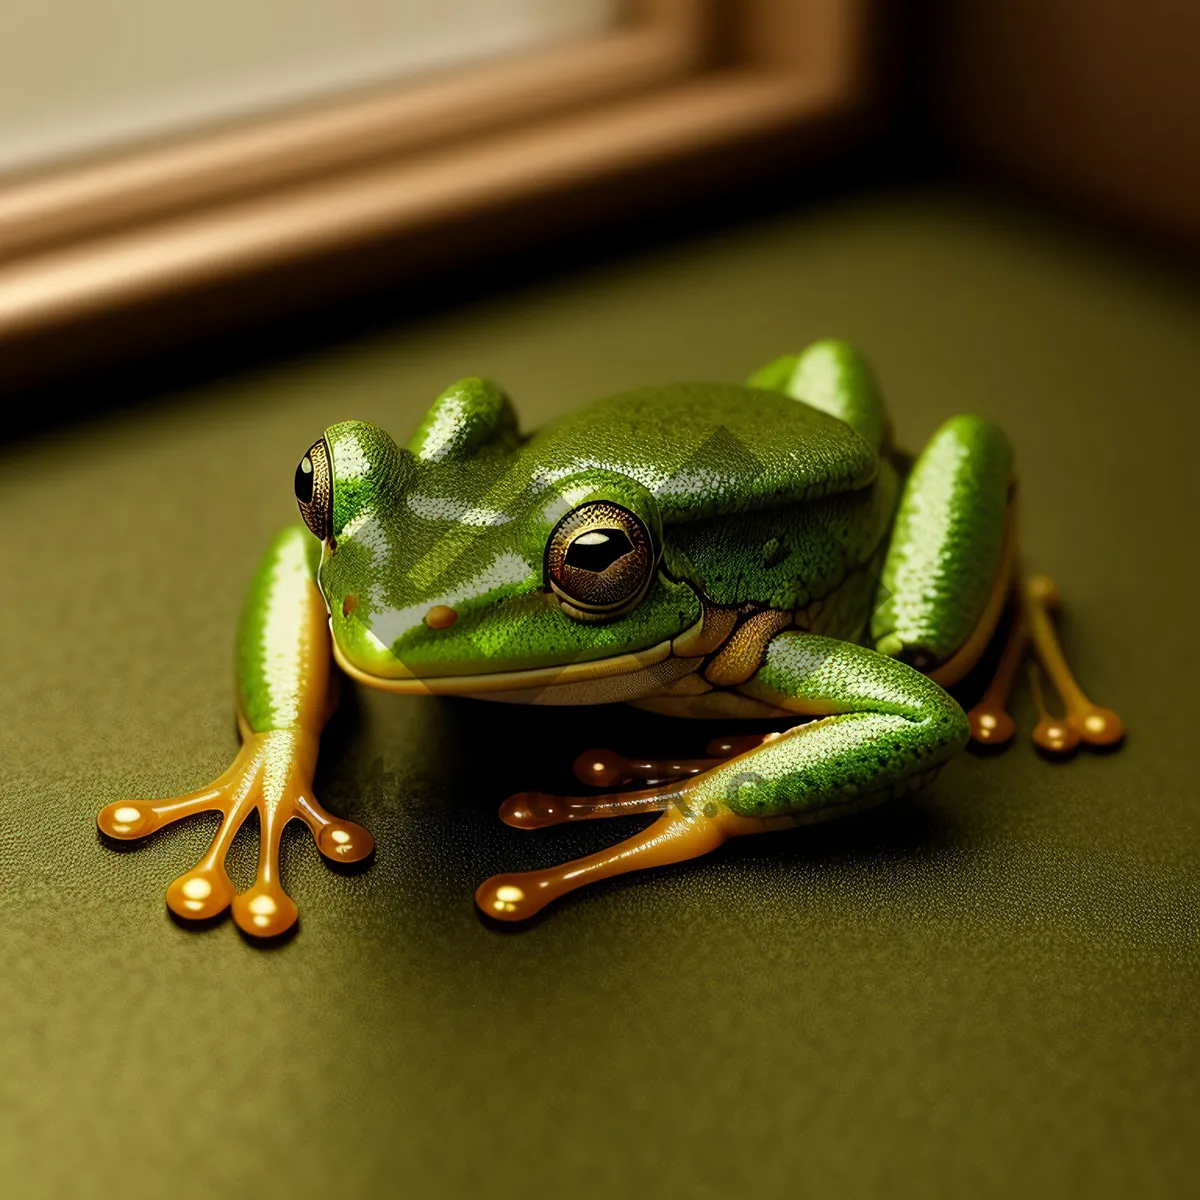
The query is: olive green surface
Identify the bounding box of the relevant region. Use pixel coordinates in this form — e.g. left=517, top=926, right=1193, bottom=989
left=2, top=189, right=1197, bottom=1197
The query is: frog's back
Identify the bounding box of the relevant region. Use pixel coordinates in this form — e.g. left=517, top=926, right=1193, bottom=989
left=531, top=383, right=878, bottom=522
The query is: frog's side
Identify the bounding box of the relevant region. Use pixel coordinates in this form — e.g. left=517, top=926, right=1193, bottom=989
left=100, top=341, right=1123, bottom=936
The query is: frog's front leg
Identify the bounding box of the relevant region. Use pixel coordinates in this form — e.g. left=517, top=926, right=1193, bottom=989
left=98, top=526, right=372, bottom=937
left=476, top=634, right=968, bottom=920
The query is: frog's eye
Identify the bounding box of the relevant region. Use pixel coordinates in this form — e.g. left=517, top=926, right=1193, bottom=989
left=546, top=501, right=655, bottom=619
left=295, top=438, right=332, bottom=541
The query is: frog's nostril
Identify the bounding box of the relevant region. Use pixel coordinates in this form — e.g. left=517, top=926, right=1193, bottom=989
left=424, top=605, right=458, bottom=630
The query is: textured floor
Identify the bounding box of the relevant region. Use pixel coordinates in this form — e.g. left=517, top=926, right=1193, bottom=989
left=2, top=187, right=1198, bottom=1196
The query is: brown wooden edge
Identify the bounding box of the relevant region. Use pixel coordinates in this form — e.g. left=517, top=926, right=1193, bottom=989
left=0, top=0, right=709, bottom=260
left=0, top=0, right=871, bottom=366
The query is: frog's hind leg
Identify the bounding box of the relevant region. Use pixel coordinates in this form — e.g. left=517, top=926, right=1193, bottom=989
left=872, top=414, right=1015, bottom=679
left=869, top=414, right=1023, bottom=751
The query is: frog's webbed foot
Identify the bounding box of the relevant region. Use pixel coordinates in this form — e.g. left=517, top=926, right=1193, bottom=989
left=965, top=575, right=1124, bottom=755
left=501, top=735, right=779, bottom=829
left=568, top=735, right=776, bottom=789
left=480, top=801, right=738, bottom=921
left=98, top=730, right=373, bottom=937
left=481, top=736, right=782, bottom=918
left=1023, top=575, right=1123, bottom=753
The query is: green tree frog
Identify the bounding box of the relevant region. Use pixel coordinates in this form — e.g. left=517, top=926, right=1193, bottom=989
left=100, top=341, right=1122, bottom=936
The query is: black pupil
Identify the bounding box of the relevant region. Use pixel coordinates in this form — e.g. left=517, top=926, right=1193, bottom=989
left=565, top=528, right=633, bottom=573
left=295, top=456, right=314, bottom=504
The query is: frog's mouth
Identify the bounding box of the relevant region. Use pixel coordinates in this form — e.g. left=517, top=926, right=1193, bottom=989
left=331, top=635, right=693, bottom=699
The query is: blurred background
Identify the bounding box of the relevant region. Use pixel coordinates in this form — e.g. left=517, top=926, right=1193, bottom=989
left=2, top=0, right=1196, bottom=402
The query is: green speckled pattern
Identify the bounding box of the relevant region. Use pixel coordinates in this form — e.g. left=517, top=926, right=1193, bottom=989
left=748, top=338, right=888, bottom=451
left=528, top=383, right=877, bottom=520
left=724, top=633, right=969, bottom=818
left=406, top=377, right=518, bottom=464
left=872, top=415, right=1013, bottom=664
left=324, top=419, right=409, bottom=540
left=316, top=381, right=881, bottom=678
left=669, top=459, right=898, bottom=617
left=236, top=526, right=323, bottom=732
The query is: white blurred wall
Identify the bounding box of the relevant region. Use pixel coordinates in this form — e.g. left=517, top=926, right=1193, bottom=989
left=0, top=0, right=617, bottom=172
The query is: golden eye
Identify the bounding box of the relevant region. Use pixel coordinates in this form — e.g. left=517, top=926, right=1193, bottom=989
left=546, top=501, right=655, bottom=619
left=295, top=438, right=332, bottom=540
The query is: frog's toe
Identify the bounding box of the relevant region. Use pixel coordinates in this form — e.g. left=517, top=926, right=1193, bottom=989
left=967, top=705, right=1016, bottom=746
left=1070, top=705, right=1124, bottom=748
left=98, top=800, right=161, bottom=840
left=476, top=872, right=552, bottom=921
left=98, top=783, right=226, bottom=840
left=296, top=795, right=375, bottom=864
left=511, top=737, right=785, bottom=829
left=572, top=748, right=719, bottom=788
left=499, top=792, right=567, bottom=829
left=498, top=777, right=696, bottom=829
left=1032, top=714, right=1080, bottom=756
left=478, top=804, right=733, bottom=921
left=316, top=820, right=374, bottom=863
left=104, top=730, right=378, bottom=937
left=1025, top=576, right=1124, bottom=753
left=232, top=883, right=299, bottom=938
left=166, top=864, right=236, bottom=922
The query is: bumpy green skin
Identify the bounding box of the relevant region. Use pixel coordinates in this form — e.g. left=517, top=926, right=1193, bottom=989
left=407, top=377, right=519, bottom=464
left=872, top=415, right=1012, bottom=666
left=236, top=526, right=323, bottom=733
left=232, top=340, right=1016, bottom=833
left=318, top=382, right=882, bottom=677
left=668, top=466, right=898, bottom=614
left=726, top=634, right=969, bottom=817
left=748, top=339, right=888, bottom=452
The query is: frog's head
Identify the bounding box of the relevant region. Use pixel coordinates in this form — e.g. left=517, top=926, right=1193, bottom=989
left=294, top=379, right=701, bottom=698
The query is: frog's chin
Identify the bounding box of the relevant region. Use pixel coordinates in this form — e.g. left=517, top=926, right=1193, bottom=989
left=331, top=635, right=681, bottom=698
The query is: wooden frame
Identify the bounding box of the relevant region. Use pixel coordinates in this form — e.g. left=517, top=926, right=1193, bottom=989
left=0, top=0, right=871, bottom=374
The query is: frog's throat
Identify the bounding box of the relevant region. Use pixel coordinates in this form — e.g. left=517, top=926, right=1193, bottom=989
left=332, top=633, right=681, bottom=696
